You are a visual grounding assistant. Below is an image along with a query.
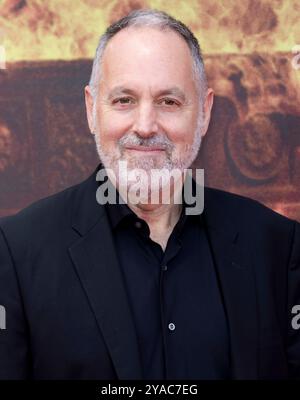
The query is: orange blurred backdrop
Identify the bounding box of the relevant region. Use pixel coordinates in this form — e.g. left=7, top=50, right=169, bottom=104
left=0, top=0, right=299, bottom=219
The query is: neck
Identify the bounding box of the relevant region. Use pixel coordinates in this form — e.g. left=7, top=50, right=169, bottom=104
left=128, top=201, right=182, bottom=252
left=121, top=173, right=185, bottom=231
left=128, top=201, right=183, bottom=232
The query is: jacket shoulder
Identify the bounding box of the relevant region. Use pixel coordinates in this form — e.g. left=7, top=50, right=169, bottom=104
left=204, top=186, right=297, bottom=231
left=0, top=180, right=84, bottom=245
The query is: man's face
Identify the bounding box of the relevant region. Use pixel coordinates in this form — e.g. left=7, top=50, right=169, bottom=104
left=85, top=26, right=213, bottom=192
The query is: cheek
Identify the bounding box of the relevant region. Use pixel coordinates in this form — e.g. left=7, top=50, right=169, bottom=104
left=97, top=109, right=132, bottom=142
left=161, top=114, right=197, bottom=145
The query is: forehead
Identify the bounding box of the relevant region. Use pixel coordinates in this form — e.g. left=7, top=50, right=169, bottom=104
left=100, top=26, right=196, bottom=93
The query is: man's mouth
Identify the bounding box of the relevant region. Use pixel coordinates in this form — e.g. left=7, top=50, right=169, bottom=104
left=124, top=145, right=166, bottom=152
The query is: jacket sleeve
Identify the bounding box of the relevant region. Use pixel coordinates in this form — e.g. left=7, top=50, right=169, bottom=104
left=0, top=225, right=31, bottom=379
left=287, top=220, right=300, bottom=379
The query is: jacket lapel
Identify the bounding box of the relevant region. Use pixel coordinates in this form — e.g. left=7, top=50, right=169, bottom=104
left=68, top=166, right=143, bottom=379
left=203, top=188, right=259, bottom=379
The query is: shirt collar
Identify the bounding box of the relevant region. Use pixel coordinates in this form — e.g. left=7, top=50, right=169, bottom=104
left=102, top=166, right=202, bottom=231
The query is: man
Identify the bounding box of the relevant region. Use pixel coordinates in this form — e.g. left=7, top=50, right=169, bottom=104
left=0, top=9, right=299, bottom=380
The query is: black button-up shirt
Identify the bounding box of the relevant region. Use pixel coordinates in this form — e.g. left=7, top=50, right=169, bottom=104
left=104, top=178, right=231, bottom=379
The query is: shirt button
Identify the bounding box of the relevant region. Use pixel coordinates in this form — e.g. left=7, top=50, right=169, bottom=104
left=161, top=265, right=168, bottom=271
left=135, top=221, right=142, bottom=229
left=168, top=322, right=176, bottom=332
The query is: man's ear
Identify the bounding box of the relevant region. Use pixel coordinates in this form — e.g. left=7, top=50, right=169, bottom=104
left=84, top=85, right=95, bottom=134
left=201, top=88, right=214, bottom=138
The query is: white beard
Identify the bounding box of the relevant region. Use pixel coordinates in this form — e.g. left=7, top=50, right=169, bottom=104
left=93, top=112, right=204, bottom=201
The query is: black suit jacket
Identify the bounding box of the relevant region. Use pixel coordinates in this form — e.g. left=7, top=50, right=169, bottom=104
left=0, top=165, right=299, bottom=379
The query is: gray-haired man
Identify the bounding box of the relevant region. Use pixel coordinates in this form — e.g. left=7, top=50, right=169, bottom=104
left=0, top=9, right=299, bottom=380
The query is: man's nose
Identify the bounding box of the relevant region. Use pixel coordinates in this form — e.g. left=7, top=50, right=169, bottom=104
left=132, top=102, right=158, bottom=137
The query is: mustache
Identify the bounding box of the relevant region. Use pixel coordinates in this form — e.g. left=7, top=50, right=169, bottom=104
left=118, top=133, right=175, bottom=152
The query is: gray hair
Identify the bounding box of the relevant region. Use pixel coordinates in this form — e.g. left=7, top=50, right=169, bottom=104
left=89, top=9, right=208, bottom=102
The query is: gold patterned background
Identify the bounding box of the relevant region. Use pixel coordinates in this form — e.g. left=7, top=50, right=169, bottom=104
left=0, top=0, right=299, bottom=220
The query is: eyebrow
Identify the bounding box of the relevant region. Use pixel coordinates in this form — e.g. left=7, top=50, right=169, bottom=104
left=106, top=86, right=187, bottom=102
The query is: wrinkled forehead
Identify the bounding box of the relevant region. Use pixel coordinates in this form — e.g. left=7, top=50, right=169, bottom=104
left=100, top=26, right=196, bottom=92
left=103, top=25, right=193, bottom=59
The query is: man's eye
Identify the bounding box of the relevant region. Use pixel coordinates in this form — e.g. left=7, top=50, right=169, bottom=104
left=113, top=97, right=133, bottom=105
left=160, top=98, right=179, bottom=106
